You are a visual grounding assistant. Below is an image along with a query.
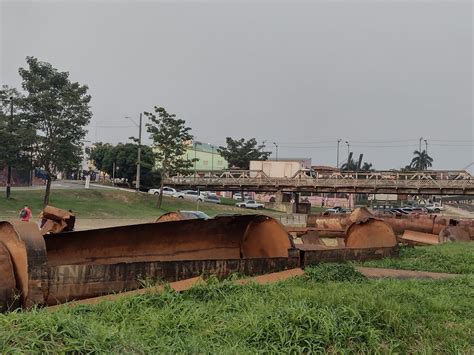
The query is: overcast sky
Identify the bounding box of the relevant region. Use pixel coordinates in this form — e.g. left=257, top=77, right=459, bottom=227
left=1, top=0, right=472, bottom=171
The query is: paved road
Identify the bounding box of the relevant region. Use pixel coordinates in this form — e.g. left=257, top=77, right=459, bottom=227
left=11, top=180, right=136, bottom=192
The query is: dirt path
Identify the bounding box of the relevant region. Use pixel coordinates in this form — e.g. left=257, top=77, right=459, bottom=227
left=355, top=267, right=460, bottom=280
left=75, top=218, right=155, bottom=230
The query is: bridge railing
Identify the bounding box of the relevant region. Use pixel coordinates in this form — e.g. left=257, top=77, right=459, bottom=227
left=166, top=169, right=473, bottom=186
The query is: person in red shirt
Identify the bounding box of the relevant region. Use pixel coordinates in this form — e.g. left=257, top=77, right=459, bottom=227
left=19, top=205, right=32, bottom=222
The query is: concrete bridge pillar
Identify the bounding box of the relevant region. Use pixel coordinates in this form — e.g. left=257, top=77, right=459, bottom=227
left=275, top=190, right=284, bottom=203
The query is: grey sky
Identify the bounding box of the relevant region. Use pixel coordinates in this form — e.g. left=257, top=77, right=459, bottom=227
left=1, top=1, right=472, bottom=171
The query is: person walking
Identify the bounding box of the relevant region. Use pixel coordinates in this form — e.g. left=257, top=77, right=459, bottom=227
left=19, top=205, right=32, bottom=222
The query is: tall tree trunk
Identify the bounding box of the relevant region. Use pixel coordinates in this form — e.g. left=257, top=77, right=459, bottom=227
left=6, top=165, right=11, bottom=199
left=156, top=170, right=165, bottom=209
left=43, top=174, right=52, bottom=207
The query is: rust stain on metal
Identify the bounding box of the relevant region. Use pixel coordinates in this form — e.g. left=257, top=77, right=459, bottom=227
left=345, top=219, right=397, bottom=249
left=40, top=206, right=75, bottom=235
left=49, top=276, right=204, bottom=309
left=399, top=230, right=439, bottom=246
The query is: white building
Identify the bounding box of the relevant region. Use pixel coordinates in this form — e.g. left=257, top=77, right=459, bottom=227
left=250, top=158, right=312, bottom=178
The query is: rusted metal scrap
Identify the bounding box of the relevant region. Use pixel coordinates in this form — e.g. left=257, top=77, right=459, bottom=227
left=40, top=205, right=75, bottom=235
left=0, top=211, right=402, bottom=311
left=0, top=215, right=298, bottom=309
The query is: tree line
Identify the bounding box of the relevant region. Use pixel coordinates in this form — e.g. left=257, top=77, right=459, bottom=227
left=1, top=57, right=435, bottom=208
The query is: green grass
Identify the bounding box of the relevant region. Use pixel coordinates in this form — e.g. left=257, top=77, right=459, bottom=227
left=0, top=189, right=278, bottom=219
left=0, top=267, right=472, bottom=353
left=358, top=243, right=474, bottom=275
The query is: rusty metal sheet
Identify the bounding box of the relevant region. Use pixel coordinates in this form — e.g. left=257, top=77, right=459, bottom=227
left=399, top=230, right=439, bottom=246
left=438, top=226, right=471, bottom=243
left=0, top=221, right=47, bottom=307
left=298, top=245, right=398, bottom=265
left=41, top=205, right=75, bottom=233
left=345, top=219, right=397, bottom=249
left=44, top=256, right=300, bottom=306
left=0, top=242, right=17, bottom=312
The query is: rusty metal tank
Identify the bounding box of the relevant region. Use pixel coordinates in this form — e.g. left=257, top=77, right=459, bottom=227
left=0, top=215, right=298, bottom=308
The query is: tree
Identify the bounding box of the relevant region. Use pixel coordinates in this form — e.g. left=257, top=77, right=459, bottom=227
left=0, top=86, right=36, bottom=198
left=19, top=57, right=92, bottom=206
left=144, top=107, right=194, bottom=208
left=89, top=143, right=160, bottom=189
left=410, top=150, right=433, bottom=170
left=217, top=137, right=270, bottom=169
left=340, top=154, right=373, bottom=171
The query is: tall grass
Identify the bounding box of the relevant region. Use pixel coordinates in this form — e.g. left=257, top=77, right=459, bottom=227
left=359, top=243, right=474, bottom=274
left=1, top=271, right=472, bottom=353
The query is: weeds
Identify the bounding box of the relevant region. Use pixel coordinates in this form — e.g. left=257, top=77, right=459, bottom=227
left=359, top=243, right=474, bottom=274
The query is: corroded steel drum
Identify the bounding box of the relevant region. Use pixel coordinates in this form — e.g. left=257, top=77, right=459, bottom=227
left=0, top=215, right=297, bottom=308
left=345, top=219, right=397, bottom=249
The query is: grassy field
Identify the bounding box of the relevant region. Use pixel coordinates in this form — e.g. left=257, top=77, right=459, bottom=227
left=0, top=189, right=280, bottom=219
left=0, top=245, right=473, bottom=353
left=359, top=243, right=474, bottom=274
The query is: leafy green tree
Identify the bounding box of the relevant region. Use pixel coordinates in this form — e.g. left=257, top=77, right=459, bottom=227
left=89, top=143, right=159, bottom=189
left=410, top=150, right=433, bottom=170
left=0, top=86, right=36, bottom=198
left=217, top=137, right=270, bottom=169
left=144, top=107, right=194, bottom=208
left=19, top=57, right=92, bottom=206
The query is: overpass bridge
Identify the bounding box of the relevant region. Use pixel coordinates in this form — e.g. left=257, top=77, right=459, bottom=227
left=164, top=169, right=474, bottom=195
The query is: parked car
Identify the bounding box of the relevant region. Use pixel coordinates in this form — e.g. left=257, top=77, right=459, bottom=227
left=233, top=192, right=250, bottom=201
left=179, top=210, right=210, bottom=220
left=148, top=186, right=178, bottom=197
left=391, top=208, right=409, bottom=215
left=425, top=204, right=444, bottom=213
left=323, top=206, right=349, bottom=215
left=235, top=200, right=264, bottom=209
left=180, top=190, right=205, bottom=202
left=204, top=195, right=221, bottom=204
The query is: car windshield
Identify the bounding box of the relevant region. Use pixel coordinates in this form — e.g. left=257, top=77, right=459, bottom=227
left=207, top=196, right=218, bottom=200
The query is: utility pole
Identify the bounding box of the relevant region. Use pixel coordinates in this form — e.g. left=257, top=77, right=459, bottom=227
left=194, top=142, right=197, bottom=173
left=136, top=113, right=142, bottom=192
left=273, top=142, right=278, bottom=161
left=6, top=97, right=13, bottom=199
left=125, top=115, right=142, bottom=192
left=336, top=138, right=342, bottom=168
left=112, top=161, right=116, bottom=186
left=210, top=144, right=214, bottom=171
left=345, top=141, right=350, bottom=163
left=424, top=139, right=428, bottom=154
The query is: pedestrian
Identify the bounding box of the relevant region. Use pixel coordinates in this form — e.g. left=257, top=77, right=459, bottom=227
left=19, top=205, right=32, bottom=222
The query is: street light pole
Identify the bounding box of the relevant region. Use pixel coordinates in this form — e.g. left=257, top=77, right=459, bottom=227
left=419, top=137, right=423, bottom=152
left=210, top=144, right=214, bottom=171
left=336, top=138, right=342, bottom=168
left=137, top=113, right=142, bottom=192
left=424, top=139, right=428, bottom=154
left=6, top=97, right=13, bottom=199
left=345, top=140, right=350, bottom=161
left=125, top=115, right=142, bottom=192
left=273, top=142, right=278, bottom=161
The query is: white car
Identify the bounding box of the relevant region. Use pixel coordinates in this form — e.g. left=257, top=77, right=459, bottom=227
left=148, top=187, right=178, bottom=197
left=425, top=204, right=445, bottom=213
left=235, top=200, right=264, bottom=209
left=179, top=190, right=205, bottom=202
left=233, top=192, right=250, bottom=200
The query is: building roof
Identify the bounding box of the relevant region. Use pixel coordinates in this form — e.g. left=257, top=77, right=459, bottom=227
left=262, top=158, right=312, bottom=162
left=189, top=141, right=220, bottom=154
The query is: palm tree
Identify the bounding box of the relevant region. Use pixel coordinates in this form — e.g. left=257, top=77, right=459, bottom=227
left=341, top=157, right=374, bottom=171
left=410, top=150, right=433, bottom=170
